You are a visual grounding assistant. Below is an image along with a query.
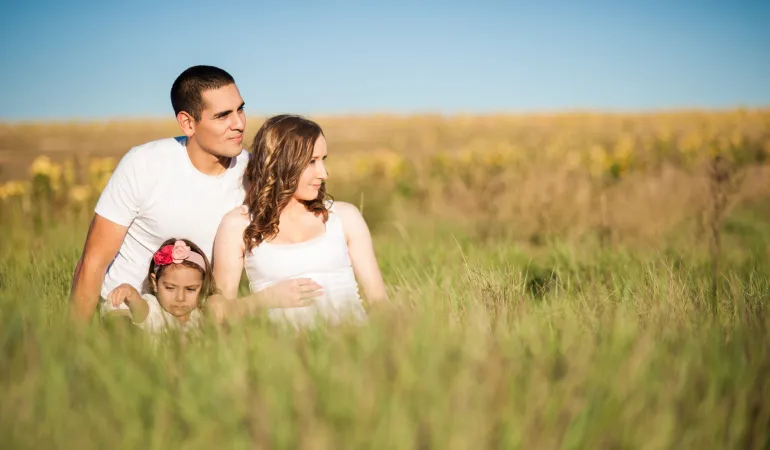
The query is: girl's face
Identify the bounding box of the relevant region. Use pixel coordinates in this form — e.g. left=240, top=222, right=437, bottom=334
left=293, top=135, right=328, bottom=202
left=151, top=264, right=203, bottom=320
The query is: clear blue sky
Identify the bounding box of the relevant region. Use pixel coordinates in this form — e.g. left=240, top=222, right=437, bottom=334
left=1, top=0, right=768, bottom=120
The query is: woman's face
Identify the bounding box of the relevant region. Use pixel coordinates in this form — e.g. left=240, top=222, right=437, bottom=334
left=293, top=134, right=328, bottom=201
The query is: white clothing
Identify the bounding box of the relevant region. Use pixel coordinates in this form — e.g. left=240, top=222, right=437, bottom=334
left=133, top=293, right=203, bottom=336
left=95, top=137, right=248, bottom=315
left=243, top=202, right=368, bottom=329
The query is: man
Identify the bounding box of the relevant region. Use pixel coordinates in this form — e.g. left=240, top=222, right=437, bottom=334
left=70, top=65, right=320, bottom=322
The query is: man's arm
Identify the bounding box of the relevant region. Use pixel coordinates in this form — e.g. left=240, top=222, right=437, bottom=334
left=71, top=145, right=146, bottom=324
left=335, top=202, right=390, bottom=307
left=70, top=214, right=129, bottom=323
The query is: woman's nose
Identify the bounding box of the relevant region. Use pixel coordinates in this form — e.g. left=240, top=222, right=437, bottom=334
left=317, top=162, right=328, bottom=180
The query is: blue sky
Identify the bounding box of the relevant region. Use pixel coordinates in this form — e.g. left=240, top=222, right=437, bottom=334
left=1, top=0, right=768, bottom=120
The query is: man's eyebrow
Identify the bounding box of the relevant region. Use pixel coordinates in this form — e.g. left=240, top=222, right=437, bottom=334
left=212, top=109, right=233, bottom=119
left=212, top=102, right=245, bottom=119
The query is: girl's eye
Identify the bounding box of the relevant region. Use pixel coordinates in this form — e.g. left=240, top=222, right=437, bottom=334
left=186, top=288, right=197, bottom=292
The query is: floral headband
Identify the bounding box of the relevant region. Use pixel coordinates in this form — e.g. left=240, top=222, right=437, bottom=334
left=153, top=240, right=206, bottom=272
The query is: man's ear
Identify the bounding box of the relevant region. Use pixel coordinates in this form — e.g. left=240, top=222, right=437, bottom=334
left=177, top=111, right=196, bottom=138
left=150, top=273, right=158, bottom=292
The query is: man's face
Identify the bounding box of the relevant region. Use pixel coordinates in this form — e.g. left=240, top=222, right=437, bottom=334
left=191, top=83, right=246, bottom=158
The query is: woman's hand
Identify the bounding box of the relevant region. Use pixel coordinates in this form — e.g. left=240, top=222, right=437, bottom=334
left=260, top=278, right=323, bottom=309
left=206, top=279, right=322, bottom=323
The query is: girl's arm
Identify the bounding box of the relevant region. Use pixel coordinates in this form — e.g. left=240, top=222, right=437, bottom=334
left=335, top=202, right=390, bottom=308
left=106, top=284, right=149, bottom=323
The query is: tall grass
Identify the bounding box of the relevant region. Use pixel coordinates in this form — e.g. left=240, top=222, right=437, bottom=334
left=1, top=111, right=770, bottom=448
left=2, top=204, right=769, bottom=449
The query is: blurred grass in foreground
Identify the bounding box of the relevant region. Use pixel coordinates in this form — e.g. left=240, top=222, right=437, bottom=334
left=1, top=204, right=769, bottom=449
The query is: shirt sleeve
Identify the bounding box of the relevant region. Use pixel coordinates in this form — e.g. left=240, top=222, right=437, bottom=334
left=94, top=147, right=148, bottom=227
left=133, top=294, right=166, bottom=334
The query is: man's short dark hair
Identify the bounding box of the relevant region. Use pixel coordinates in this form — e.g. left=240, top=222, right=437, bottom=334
left=170, top=65, right=235, bottom=121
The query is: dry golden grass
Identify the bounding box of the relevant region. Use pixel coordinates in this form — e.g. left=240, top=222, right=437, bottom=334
left=2, top=109, right=769, bottom=250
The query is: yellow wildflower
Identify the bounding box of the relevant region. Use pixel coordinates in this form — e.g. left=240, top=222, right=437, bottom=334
left=0, top=181, right=28, bottom=200
left=69, top=185, right=92, bottom=204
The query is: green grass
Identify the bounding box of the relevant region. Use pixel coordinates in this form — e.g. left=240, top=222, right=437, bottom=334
left=1, top=204, right=769, bottom=450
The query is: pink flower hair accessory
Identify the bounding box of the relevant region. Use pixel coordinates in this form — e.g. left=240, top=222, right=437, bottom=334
left=171, top=241, right=193, bottom=263
left=153, top=240, right=207, bottom=271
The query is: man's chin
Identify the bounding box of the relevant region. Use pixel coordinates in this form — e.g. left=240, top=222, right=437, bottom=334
left=229, top=144, right=244, bottom=155
left=211, top=144, right=243, bottom=159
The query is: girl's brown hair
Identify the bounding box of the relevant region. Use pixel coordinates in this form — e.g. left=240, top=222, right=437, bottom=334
left=145, top=238, right=217, bottom=304
left=242, top=114, right=331, bottom=252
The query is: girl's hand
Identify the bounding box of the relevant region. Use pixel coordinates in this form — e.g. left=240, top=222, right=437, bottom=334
left=107, top=283, right=142, bottom=308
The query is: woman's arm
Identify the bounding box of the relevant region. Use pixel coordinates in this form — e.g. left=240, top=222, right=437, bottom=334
left=334, top=202, right=390, bottom=307
left=208, top=208, right=323, bottom=322
left=212, top=208, right=248, bottom=300
left=208, top=208, right=249, bottom=320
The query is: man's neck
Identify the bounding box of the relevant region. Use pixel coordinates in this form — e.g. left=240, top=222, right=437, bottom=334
left=186, top=138, right=232, bottom=176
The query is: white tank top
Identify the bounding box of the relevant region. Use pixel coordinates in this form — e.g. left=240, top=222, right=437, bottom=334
left=242, top=202, right=368, bottom=328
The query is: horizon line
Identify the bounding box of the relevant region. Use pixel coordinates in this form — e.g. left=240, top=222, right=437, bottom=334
left=1, top=105, right=769, bottom=125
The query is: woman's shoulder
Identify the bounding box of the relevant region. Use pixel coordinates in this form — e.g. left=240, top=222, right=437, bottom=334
left=328, top=201, right=368, bottom=235
left=328, top=200, right=360, bottom=216
left=218, top=205, right=251, bottom=231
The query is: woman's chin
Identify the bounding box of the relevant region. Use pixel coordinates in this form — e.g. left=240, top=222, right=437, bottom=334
left=294, top=192, right=320, bottom=202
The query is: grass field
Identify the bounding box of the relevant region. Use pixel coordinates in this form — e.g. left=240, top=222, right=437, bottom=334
left=1, top=111, right=770, bottom=449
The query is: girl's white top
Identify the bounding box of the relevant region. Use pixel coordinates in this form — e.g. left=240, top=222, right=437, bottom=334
left=243, top=201, right=368, bottom=329
left=133, top=293, right=203, bottom=336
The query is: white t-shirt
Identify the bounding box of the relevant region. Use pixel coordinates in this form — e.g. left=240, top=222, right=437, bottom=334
left=133, top=293, right=203, bottom=336
left=95, top=136, right=249, bottom=314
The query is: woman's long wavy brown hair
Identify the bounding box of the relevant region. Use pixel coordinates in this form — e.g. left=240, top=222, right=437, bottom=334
left=243, top=114, right=331, bottom=252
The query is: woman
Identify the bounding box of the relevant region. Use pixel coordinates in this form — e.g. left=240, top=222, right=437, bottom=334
left=210, top=114, right=389, bottom=328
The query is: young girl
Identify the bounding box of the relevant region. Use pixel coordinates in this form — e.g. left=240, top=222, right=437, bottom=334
left=210, top=114, right=389, bottom=328
left=107, top=238, right=216, bottom=336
